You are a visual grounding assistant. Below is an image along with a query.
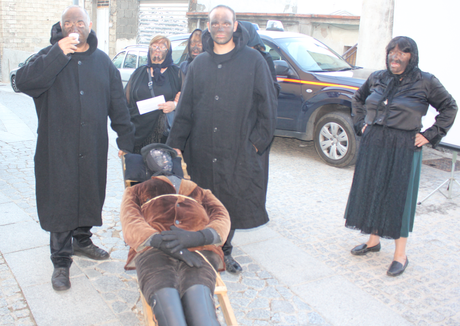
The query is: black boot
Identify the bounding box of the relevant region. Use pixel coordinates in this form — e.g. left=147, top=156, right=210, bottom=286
left=52, top=267, right=71, bottom=291
left=73, top=241, right=109, bottom=260
left=182, top=284, right=220, bottom=326
left=224, top=254, right=242, bottom=274
left=150, top=288, right=187, bottom=326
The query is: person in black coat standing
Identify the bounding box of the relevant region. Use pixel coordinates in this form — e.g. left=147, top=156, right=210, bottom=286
left=16, top=6, right=134, bottom=291
left=345, top=36, right=457, bottom=277
left=167, top=5, right=278, bottom=274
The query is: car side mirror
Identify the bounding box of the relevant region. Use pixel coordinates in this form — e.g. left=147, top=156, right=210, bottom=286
left=274, top=60, right=294, bottom=77
left=18, top=63, right=25, bottom=68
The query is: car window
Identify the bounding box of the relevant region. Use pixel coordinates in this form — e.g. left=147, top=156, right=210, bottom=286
left=138, top=51, right=148, bottom=67
left=276, top=37, right=351, bottom=72
left=263, top=42, right=282, bottom=61
left=123, top=52, right=137, bottom=69
left=171, top=39, right=188, bottom=64
left=112, top=51, right=125, bottom=69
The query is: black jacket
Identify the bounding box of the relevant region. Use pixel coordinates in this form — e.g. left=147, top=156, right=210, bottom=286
left=167, top=25, right=278, bottom=229
left=352, top=69, right=457, bottom=147
left=16, top=27, right=134, bottom=232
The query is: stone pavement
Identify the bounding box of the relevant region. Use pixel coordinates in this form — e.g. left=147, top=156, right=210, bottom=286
left=1, top=82, right=459, bottom=326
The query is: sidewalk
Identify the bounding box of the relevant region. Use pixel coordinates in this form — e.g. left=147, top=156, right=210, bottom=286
left=1, top=83, right=459, bottom=326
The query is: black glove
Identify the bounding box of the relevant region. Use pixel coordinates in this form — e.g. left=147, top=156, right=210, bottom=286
left=161, top=225, right=214, bottom=253
left=149, top=234, right=163, bottom=248
left=167, top=249, right=203, bottom=268
left=149, top=233, right=202, bottom=267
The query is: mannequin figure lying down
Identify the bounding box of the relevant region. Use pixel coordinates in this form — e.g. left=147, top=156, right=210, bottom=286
left=120, top=143, right=230, bottom=326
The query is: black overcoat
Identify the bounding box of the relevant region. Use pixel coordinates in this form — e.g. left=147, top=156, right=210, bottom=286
left=16, top=30, right=134, bottom=232
left=167, top=26, right=278, bottom=229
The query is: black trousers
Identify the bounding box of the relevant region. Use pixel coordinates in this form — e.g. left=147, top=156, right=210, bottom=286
left=222, top=229, right=235, bottom=256
left=50, top=227, right=93, bottom=268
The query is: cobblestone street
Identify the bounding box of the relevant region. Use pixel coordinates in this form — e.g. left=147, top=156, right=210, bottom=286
left=1, top=83, right=459, bottom=325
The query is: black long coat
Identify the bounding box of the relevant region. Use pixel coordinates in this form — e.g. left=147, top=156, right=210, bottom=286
left=16, top=30, right=134, bottom=232
left=167, top=26, right=278, bottom=229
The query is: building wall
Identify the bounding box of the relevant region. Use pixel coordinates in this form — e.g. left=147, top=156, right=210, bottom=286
left=310, top=23, right=359, bottom=55
left=113, top=0, right=138, bottom=56
left=0, top=0, right=73, bottom=82
left=193, top=0, right=363, bottom=15
left=188, top=12, right=359, bottom=56
left=356, top=0, right=394, bottom=70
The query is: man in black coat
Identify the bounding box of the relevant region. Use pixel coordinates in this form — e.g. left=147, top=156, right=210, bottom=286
left=167, top=5, right=277, bottom=273
left=16, top=6, right=134, bottom=291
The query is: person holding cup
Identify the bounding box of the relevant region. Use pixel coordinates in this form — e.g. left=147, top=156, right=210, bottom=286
left=15, top=5, right=134, bottom=291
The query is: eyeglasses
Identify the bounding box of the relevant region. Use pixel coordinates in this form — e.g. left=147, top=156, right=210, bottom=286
left=151, top=44, right=168, bottom=51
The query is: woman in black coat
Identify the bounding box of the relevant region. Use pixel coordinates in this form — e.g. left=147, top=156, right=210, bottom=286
left=125, top=35, right=181, bottom=153
left=344, top=36, right=457, bottom=276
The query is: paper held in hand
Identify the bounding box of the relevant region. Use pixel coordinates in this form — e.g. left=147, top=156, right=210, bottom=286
left=136, top=95, right=165, bottom=115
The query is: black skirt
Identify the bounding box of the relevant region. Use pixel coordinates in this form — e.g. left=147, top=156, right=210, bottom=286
left=344, top=125, right=417, bottom=239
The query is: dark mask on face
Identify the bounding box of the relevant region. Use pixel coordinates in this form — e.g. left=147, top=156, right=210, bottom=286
left=145, top=149, right=173, bottom=173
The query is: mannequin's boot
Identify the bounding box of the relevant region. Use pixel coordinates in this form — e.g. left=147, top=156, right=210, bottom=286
left=181, top=284, right=220, bottom=326
left=149, top=288, right=187, bottom=326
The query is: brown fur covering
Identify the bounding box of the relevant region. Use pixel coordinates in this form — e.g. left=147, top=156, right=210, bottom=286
left=120, top=176, right=231, bottom=270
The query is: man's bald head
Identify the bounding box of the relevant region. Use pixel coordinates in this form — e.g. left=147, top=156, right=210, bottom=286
left=61, top=5, right=90, bottom=26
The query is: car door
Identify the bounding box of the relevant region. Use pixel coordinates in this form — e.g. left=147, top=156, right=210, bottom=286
left=262, top=40, right=303, bottom=131
left=138, top=50, right=148, bottom=67
left=119, top=50, right=138, bottom=85
left=171, top=39, right=189, bottom=64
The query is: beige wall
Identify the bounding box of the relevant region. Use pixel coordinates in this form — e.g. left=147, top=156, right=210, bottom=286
left=0, top=0, right=73, bottom=82
left=311, top=23, right=359, bottom=55
left=356, top=0, right=394, bottom=70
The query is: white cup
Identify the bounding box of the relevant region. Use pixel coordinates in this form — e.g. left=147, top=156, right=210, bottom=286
left=69, top=33, right=80, bottom=43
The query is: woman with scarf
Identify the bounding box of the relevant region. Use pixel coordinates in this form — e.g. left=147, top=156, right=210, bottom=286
left=344, top=36, right=457, bottom=276
left=179, top=29, right=203, bottom=80
left=125, top=35, right=181, bottom=153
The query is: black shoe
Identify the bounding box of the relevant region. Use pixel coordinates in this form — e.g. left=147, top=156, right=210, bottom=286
left=224, top=255, right=243, bottom=274
left=73, top=242, right=109, bottom=260
left=387, top=257, right=409, bottom=277
left=52, top=267, right=71, bottom=291
left=351, top=243, right=381, bottom=256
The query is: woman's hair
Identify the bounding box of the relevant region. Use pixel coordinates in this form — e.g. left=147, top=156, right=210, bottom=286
left=385, top=36, right=419, bottom=71
left=149, top=35, right=171, bottom=50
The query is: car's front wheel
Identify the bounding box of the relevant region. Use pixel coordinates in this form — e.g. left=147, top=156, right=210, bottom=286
left=11, top=74, right=20, bottom=93
left=314, top=112, right=358, bottom=168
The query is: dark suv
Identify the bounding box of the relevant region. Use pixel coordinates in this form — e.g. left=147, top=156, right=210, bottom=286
left=259, top=31, right=371, bottom=167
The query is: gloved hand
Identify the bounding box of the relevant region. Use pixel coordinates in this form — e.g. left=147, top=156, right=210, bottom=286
left=149, top=234, right=163, bottom=248
left=168, top=249, right=203, bottom=268
left=161, top=225, right=214, bottom=253
left=149, top=233, right=202, bottom=267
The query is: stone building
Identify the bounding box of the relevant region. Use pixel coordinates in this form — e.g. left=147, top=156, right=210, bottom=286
left=0, top=0, right=72, bottom=82
left=1, top=0, right=361, bottom=82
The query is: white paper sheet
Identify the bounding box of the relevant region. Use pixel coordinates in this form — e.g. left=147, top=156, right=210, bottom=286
left=136, top=95, right=165, bottom=115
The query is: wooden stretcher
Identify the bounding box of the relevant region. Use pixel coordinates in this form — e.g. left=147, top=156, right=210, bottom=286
left=121, top=152, right=237, bottom=325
